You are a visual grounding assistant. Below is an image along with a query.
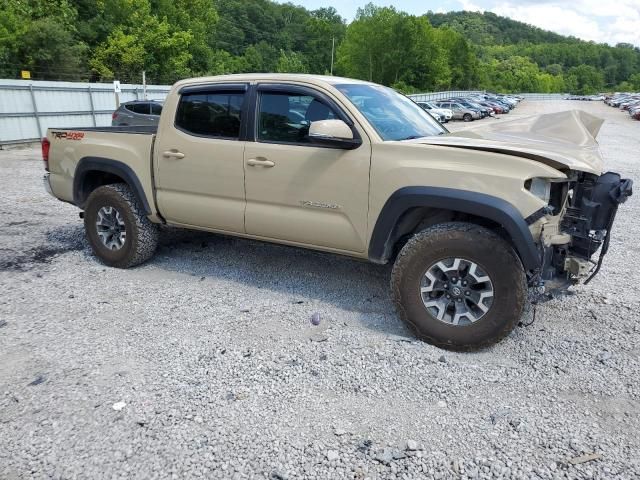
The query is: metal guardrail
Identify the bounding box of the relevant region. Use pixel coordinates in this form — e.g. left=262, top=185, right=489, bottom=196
left=408, top=91, right=570, bottom=102
left=408, top=91, right=486, bottom=102
left=0, top=80, right=171, bottom=145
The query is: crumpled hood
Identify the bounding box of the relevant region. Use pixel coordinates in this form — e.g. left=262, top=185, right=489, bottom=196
left=418, top=110, right=604, bottom=175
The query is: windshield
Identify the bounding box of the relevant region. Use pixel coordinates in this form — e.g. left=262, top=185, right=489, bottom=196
left=335, top=84, right=446, bottom=141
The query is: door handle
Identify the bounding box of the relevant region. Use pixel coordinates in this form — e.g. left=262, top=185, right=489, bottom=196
left=247, top=158, right=275, bottom=168
left=163, top=150, right=185, bottom=159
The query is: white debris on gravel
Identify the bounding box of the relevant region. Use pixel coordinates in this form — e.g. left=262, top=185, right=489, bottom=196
left=1, top=101, right=639, bottom=479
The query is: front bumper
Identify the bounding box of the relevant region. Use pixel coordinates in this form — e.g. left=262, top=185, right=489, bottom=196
left=538, top=171, right=633, bottom=292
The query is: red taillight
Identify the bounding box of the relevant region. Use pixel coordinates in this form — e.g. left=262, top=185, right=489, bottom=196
left=41, top=137, right=50, bottom=171
left=112, top=111, right=117, bottom=120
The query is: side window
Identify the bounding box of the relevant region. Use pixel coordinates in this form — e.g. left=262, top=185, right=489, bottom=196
left=257, top=92, right=337, bottom=144
left=150, top=103, right=163, bottom=115
left=129, top=103, right=150, bottom=114
left=175, top=91, right=244, bottom=138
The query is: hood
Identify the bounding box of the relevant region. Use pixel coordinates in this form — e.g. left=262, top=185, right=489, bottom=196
left=419, top=110, right=604, bottom=174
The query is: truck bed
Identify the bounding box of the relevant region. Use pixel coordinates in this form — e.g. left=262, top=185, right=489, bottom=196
left=46, top=126, right=157, bottom=213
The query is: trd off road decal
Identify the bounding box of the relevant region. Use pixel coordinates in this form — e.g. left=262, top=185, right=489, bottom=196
left=51, top=131, right=85, bottom=140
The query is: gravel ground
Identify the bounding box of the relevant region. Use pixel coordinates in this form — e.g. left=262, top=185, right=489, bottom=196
left=1, top=101, right=638, bottom=479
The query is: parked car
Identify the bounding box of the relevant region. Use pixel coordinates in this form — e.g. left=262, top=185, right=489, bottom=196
left=448, top=99, right=489, bottom=118
left=41, top=73, right=633, bottom=350
left=112, top=100, right=164, bottom=126
left=435, top=101, right=481, bottom=121
left=416, top=101, right=453, bottom=123
left=478, top=101, right=506, bottom=114
left=479, top=95, right=513, bottom=111
left=610, top=95, right=638, bottom=108
left=621, top=99, right=640, bottom=111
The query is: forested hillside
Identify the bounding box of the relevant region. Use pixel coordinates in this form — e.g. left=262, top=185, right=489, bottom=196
left=1, top=0, right=639, bottom=94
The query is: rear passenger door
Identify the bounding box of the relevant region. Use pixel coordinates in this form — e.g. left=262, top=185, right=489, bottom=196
left=154, top=84, right=248, bottom=233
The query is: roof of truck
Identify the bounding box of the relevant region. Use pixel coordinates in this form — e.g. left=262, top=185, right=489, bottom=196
left=172, top=73, right=376, bottom=90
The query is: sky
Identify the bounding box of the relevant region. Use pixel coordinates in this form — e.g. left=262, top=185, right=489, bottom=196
left=287, top=0, right=640, bottom=47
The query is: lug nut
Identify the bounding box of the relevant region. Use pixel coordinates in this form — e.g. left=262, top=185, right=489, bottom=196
left=457, top=298, right=462, bottom=302
left=446, top=294, right=451, bottom=299
left=452, top=277, right=457, bottom=283
left=444, top=284, right=449, bottom=289
left=462, top=281, right=467, bottom=286
left=465, top=291, right=470, bottom=296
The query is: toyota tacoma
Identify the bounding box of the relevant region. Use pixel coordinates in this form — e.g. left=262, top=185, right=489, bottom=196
left=42, top=74, right=633, bottom=349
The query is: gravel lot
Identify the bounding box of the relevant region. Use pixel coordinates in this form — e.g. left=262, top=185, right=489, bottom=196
left=1, top=101, right=638, bottom=479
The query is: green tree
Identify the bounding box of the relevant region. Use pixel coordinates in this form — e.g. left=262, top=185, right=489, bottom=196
left=566, top=64, right=605, bottom=94
left=337, top=4, right=448, bottom=90
left=0, top=0, right=88, bottom=80
left=90, top=14, right=193, bottom=83
left=302, top=7, right=346, bottom=74
left=275, top=51, right=308, bottom=73
left=628, top=73, right=640, bottom=90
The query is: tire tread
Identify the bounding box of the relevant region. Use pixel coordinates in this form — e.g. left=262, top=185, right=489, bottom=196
left=391, top=222, right=526, bottom=351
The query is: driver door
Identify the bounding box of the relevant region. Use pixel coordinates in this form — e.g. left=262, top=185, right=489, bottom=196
left=243, top=84, right=371, bottom=253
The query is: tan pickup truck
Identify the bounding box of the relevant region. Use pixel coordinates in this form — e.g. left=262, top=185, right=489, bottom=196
left=42, top=74, right=632, bottom=349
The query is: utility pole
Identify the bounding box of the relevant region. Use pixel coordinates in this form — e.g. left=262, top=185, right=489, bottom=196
left=142, top=70, right=147, bottom=100
left=330, top=37, right=335, bottom=75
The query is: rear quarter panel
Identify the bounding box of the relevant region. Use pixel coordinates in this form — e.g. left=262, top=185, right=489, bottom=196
left=47, top=130, right=156, bottom=214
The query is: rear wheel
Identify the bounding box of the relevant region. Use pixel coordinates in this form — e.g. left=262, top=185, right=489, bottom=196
left=391, top=222, right=526, bottom=350
left=463, top=113, right=472, bottom=122
left=84, top=183, right=159, bottom=268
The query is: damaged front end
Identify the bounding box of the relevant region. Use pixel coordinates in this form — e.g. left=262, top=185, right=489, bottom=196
left=535, top=171, right=633, bottom=296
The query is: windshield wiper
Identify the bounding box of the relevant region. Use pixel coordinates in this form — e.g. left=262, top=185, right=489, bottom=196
left=398, top=135, right=425, bottom=141
left=398, top=133, right=445, bottom=140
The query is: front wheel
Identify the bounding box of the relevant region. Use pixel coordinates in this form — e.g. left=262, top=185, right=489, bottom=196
left=463, top=113, right=472, bottom=122
left=391, top=223, right=526, bottom=350
left=84, top=183, right=159, bottom=268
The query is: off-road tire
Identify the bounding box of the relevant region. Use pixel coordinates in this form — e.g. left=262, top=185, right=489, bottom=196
left=391, top=222, right=526, bottom=350
left=84, top=183, right=159, bottom=268
left=463, top=113, right=472, bottom=122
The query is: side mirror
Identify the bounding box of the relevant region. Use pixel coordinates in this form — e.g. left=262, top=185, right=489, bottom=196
left=308, top=119, right=361, bottom=149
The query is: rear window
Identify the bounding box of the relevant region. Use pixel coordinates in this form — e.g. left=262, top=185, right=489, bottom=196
left=150, top=103, right=163, bottom=115
left=125, top=103, right=150, bottom=114
left=175, top=92, right=244, bottom=138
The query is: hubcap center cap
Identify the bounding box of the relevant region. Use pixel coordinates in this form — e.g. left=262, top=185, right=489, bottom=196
left=451, top=286, right=462, bottom=296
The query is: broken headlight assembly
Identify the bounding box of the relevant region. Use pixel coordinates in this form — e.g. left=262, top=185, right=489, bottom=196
left=561, top=172, right=633, bottom=283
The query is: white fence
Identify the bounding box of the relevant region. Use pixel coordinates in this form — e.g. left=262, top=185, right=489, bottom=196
left=0, top=80, right=573, bottom=145
left=0, top=79, right=171, bottom=145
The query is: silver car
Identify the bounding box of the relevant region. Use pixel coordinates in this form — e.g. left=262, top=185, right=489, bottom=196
left=112, top=100, right=163, bottom=126
left=436, top=101, right=481, bottom=122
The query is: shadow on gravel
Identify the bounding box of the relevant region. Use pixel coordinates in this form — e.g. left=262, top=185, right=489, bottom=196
left=0, top=225, right=86, bottom=272
left=152, top=227, right=403, bottom=335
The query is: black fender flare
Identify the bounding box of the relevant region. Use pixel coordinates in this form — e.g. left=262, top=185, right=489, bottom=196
left=73, top=157, right=152, bottom=215
left=368, top=186, right=541, bottom=272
